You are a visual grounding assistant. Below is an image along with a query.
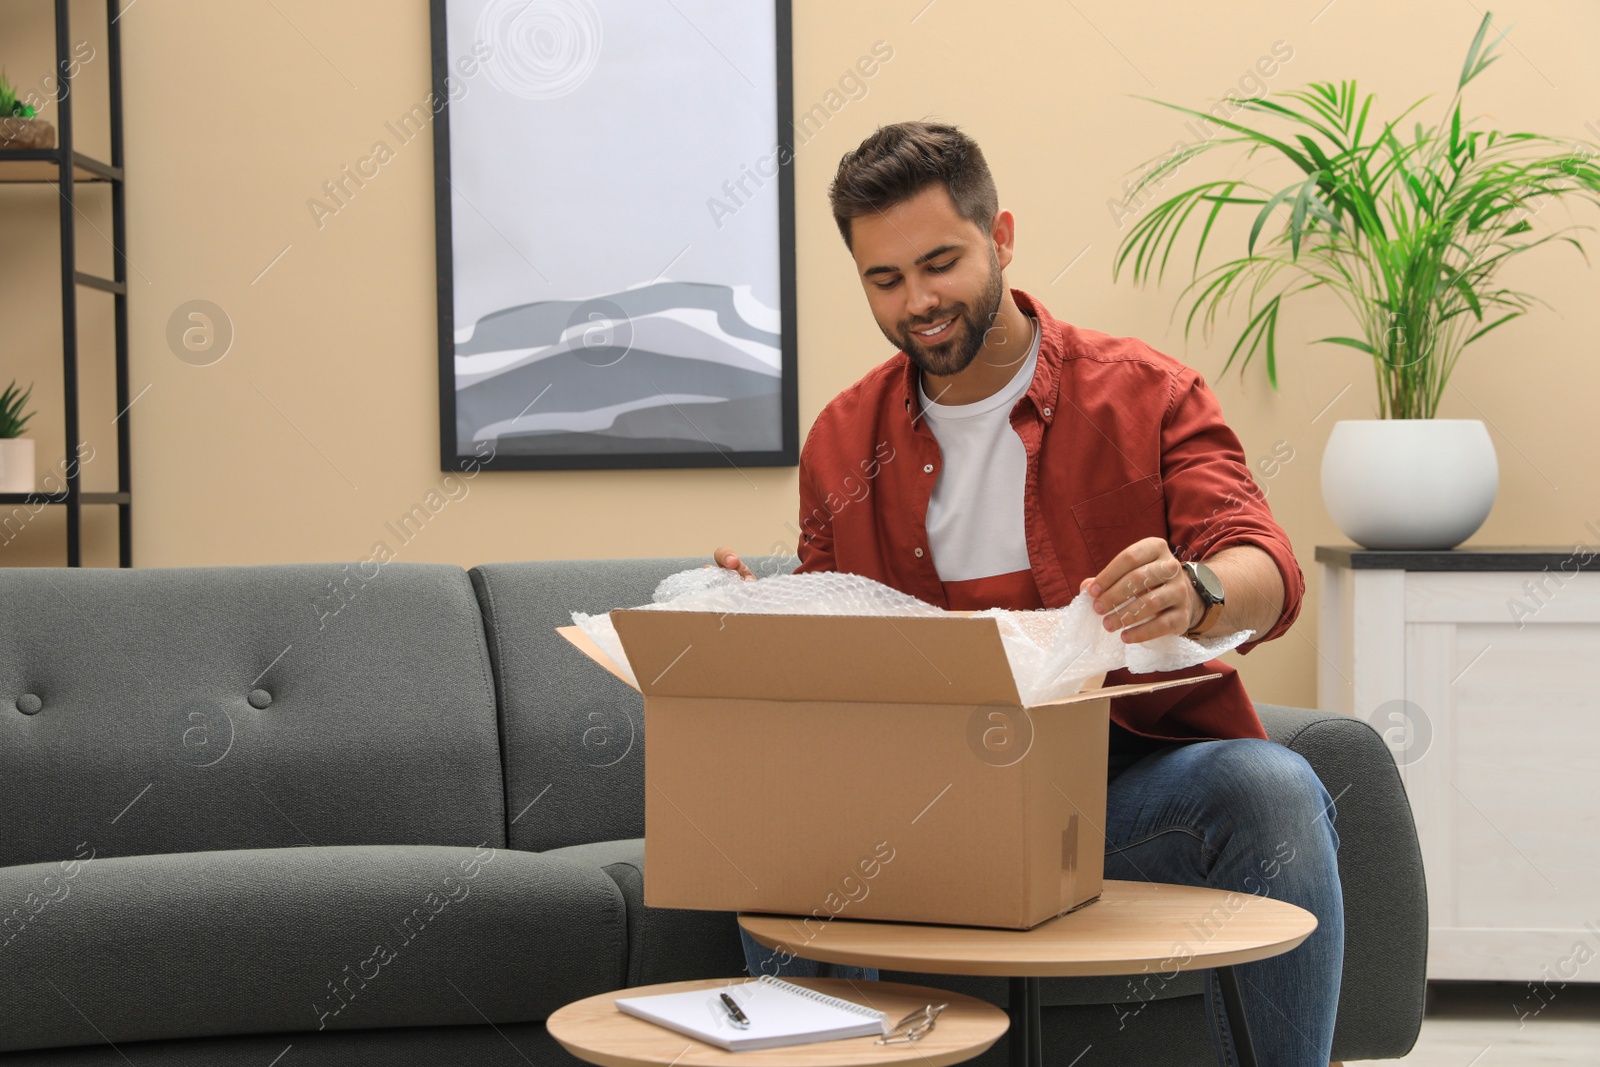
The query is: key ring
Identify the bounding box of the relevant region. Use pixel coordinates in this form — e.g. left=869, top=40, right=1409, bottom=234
left=875, top=1002, right=947, bottom=1044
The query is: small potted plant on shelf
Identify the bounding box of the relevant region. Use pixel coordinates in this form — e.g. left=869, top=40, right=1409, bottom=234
left=0, top=380, right=37, bottom=493
left=0, top=67, right=54, bottom=150
left=1112, top=11, right=1600, bottom=549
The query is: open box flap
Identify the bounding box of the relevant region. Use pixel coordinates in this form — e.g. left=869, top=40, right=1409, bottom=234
left=558, top=613, right=1226, bottom=708
left=607, top=608, right=1024, bottom=705
left=1025, top=671, right=1223, bottom=709
left=555, top=625, right=640, bottom=692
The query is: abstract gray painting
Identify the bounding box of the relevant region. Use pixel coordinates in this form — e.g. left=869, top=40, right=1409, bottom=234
left=432, top=0, right=796, bottom=469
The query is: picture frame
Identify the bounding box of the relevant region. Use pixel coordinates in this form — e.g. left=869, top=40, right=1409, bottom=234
left=429, top=0, right=798, bottom=472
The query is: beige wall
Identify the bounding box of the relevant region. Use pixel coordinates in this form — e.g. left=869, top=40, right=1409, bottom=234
left=3, top=1, right=1597, bottom=709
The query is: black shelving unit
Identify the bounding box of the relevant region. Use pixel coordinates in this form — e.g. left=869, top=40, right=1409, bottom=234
left=0, top=0, right=129, bottom=566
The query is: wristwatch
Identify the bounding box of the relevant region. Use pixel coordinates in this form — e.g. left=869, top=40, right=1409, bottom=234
left=1181, top=560, right=1225, bottom=637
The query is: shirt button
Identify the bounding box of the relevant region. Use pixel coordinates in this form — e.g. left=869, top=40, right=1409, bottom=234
left=923, top=463, right=933, bottom=473
left=1043, top=406, right=1052, bottom=417
left=914, top=547, right=924, bottom=557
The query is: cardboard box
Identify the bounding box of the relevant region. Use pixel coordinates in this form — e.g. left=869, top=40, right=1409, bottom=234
left=558, top=608, right=1216, bottom=930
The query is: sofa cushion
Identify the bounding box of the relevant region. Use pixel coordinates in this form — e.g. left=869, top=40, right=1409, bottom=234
left=469, top=555, right=796, bottom=852
left=0, top=843, right=626, bottom=1054
left=0, top=1020, right=577, bottom=1067
left=0, top=564, right=506, bottom=869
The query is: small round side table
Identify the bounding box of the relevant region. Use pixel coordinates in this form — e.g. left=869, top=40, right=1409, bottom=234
left=548, top=977, right=1010, bottom=1067
left=740, top=879, right=1318, bottom=1067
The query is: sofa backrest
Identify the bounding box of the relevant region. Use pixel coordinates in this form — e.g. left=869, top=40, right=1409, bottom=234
left=0, top=563, right=506, bottom=869
left=468, top=554, right=798, bottom=852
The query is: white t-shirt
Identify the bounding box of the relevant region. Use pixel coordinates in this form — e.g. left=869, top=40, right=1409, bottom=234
left=915, top=315, right=1040, bottom=582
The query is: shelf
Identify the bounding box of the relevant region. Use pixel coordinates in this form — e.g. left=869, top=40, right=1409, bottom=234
left=3, top=0, right=132, bottom=568
left=0, top=147, right=123, bottom=184
left=75, top=270, right=125, bottom=294
left=0, top=491, right=130, bottom=506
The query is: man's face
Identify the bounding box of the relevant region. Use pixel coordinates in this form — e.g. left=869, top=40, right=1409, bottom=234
left=846, top=184, right=1013, bottom=379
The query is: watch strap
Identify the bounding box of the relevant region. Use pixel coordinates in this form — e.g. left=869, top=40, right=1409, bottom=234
left=1186, top=598, right=1225, bottom=638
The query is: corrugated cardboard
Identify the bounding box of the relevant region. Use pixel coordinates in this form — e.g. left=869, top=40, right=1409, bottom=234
left=557, top=609, right=1217, bottom=930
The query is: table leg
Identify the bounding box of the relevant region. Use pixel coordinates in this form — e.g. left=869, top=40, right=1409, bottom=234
left=1215, top=965, right=1260, bottom=1067
left=1007, top=976, right=1042, bottom=1067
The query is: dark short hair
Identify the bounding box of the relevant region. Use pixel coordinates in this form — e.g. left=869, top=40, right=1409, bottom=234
left=828, top=121, right=999, bottom=250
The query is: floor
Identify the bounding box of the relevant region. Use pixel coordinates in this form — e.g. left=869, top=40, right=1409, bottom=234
left=1346, top=981, right=1600, bottom=1066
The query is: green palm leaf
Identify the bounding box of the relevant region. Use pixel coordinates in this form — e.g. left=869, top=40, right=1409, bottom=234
left=1110, top=8, right=1600, bottom=419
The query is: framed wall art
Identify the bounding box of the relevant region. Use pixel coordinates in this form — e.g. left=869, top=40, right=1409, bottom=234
left=430, top=0, right=798, bottom=471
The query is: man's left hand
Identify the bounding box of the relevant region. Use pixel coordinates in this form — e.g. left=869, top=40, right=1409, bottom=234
left=1079, top=537, right=1202, bottom=643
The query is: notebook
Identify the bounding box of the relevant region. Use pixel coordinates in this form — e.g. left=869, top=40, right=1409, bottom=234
left=615, top=975, right=890, bottom=1051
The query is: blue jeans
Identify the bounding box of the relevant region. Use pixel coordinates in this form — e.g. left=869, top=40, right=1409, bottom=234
left=738, top=737, right=1344, bottom=1067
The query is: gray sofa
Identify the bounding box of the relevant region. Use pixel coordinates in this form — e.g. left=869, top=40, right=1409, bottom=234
left=0, top=555, right=1427, bottom=1065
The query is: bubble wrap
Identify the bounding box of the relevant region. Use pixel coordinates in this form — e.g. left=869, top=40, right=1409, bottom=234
left=571, top=567, right=1252, bottom=705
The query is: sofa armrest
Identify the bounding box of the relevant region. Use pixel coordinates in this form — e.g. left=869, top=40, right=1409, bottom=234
left=1254, top=702, right=1428, bottom=1061
left=543, top=838, right=748, bottom=987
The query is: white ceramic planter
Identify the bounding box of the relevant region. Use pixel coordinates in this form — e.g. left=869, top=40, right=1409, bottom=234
left=0, top=437, right=35, bottom=493
left=1321, top=419, right=1498, bottom=550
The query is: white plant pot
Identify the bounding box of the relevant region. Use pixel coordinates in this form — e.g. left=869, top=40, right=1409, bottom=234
left=1321, top=419, right=1498, bottom=550
left=0, top=438, right=35, bottom=493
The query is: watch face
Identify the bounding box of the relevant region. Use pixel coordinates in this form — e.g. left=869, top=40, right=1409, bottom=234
left=1193, top=562, right=1225, bottom=603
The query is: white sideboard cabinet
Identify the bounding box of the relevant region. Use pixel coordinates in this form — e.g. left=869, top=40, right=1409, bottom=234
left=1316, top=544, right=1600, bottom=983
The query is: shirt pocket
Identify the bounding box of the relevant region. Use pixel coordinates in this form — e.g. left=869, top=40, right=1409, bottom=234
left=1071, top=475, right=1168, bottom=567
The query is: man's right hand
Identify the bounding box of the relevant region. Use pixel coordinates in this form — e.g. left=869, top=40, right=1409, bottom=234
left=708, top=546, right=756, bottom=581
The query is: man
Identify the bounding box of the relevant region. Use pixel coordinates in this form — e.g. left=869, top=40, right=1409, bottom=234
left=713, top=121, right=1342, bottom=1067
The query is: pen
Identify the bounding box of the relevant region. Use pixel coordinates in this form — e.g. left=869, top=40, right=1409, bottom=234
left=719, top=991, right=751, bottom=1029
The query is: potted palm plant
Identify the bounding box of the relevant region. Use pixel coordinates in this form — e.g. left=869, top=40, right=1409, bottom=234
left=0, top=68, right=54, bottom=150
left=0, top=380, right=36, bottom=493
left=1112, top=11, right=1600, bottom=548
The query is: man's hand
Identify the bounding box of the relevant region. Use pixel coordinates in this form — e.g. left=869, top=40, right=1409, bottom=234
left=1079, top=537, right=1203, bottom=643
left=708, top=546, right=756, bottom=581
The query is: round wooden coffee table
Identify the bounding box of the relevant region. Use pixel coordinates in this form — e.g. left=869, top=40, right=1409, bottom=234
left=548, top=977, right=1009, bottom=1067
left=740, top=879, right=1318, bottom=1067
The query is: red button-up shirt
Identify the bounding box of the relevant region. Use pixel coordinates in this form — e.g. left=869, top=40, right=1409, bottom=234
left=794, top=287, right=1304, bottom=742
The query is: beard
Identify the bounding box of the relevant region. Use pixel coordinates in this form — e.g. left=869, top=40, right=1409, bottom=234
left=885, top=249, right=1005, bottom=379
